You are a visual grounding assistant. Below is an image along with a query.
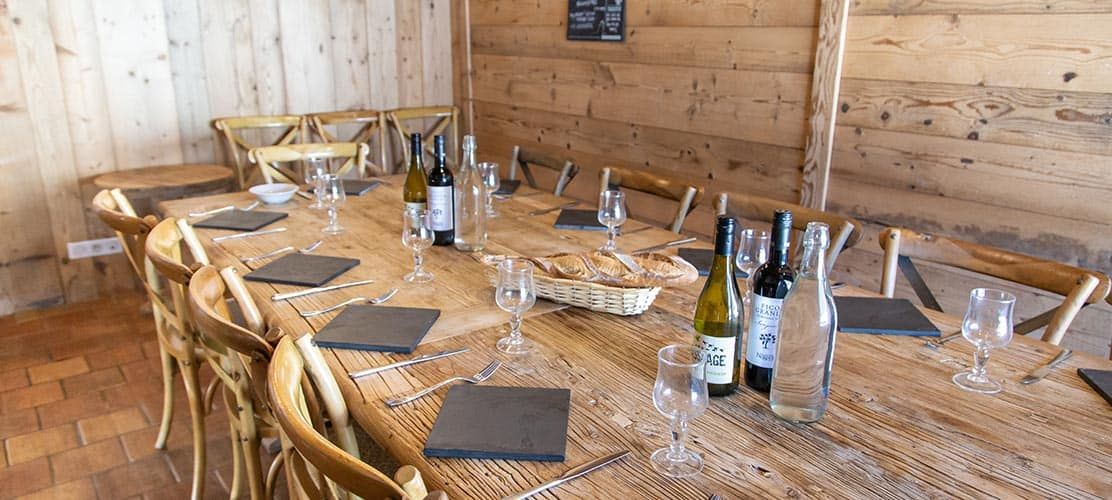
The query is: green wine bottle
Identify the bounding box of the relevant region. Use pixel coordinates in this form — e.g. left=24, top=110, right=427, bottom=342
left=694, top=216, right=744, bottom=397
left=403, top=133, right=427, bottom=212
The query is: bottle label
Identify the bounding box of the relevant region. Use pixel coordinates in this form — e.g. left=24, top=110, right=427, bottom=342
left=697, top=334, right=736, bottom=384
left=405, top=201, right=426, bottom=213
left=746, top=294, right=783, bottom=368
left=427, top=186, right=454, bottom=231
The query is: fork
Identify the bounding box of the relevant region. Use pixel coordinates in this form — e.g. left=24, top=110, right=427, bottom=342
left=385, top=360, right=501, bottom=407
left=924, top=331, right=962, bottom=350
left=298, top=288, right=399, bottom=317
left=241, top=240, right=323, bottom=264
left=188, top=201, right=260, bottom=218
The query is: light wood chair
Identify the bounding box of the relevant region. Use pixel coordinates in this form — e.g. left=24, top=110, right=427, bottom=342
left=385, top=106, right=459, bottom=173
left=268, top=335, right=445, bottom=500
left=306, top=110, right=388, bottom=176
left=248, top=143, right=373, bottom=185
left=599, top=166, right=704, bottom=233
left=879, top=227, right=1111, bottom=346
left=213, top=115, right=305, bottom=189
left=508, top=145, right=579, bottom=196
left=715, top=191, right=864, bottom=270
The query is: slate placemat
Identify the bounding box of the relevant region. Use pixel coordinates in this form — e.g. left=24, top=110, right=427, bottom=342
left=494, top=179, right=521, bottom=195
left=677, top=248, right=749, bottom=278
left=313, top=305, right=441, bottom=353
left=554, top=208, right=606, bottom=231
left=194, top=210, right=288, bottom=232
left=834, top=296, right=940, bottom=336
left=1078, top=369, right=1112, bottom=407
left=243, top=253, right=359, bottom=287
left=424, top=385, right=570, bottom=461
left=313, top=179, right=381, bottom=196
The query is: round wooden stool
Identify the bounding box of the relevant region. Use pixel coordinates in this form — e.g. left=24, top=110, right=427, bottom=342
left=94, top=164, right=234, bottom=217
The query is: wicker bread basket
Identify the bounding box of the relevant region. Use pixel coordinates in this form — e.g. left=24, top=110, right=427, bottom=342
left=488, top=272, right=661, bottom=316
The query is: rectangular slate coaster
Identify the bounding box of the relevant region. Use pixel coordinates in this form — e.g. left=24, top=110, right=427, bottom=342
left=1078, top=369, right=1112, bottom=407
left=243, top=253, right=359, bottom=287
left=494, top=179, right=521, bottom=195
left=554, top=208, right=606, bottom=231
left=677, top=248, right=749, bottom=278
left=313, top=179, right=381, bottom=196
left=424, top=385, right=570, bottom=461
left=834, top=296, right=940, bottom=337
left=314, top=305, right=440, bottom=353
left=194, top=210, right=288, bottom=231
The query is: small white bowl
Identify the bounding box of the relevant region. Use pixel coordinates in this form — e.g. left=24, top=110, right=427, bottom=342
left=249, top=183, right=298, bottom=205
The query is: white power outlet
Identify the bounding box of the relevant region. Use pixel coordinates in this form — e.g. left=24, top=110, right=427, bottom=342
left=67, top=237, right=123, bottom=260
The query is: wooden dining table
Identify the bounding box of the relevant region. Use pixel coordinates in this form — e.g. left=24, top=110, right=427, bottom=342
left=160, top=175, right=1112, bottom=499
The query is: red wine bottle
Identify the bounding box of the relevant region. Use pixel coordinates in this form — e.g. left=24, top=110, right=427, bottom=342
left=745, top=210, right=795, bottom=393
left=427, top=135, right=455, bottom=245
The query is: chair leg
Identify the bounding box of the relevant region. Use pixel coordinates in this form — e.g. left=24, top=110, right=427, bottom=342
left=154, top=347, right=177, bottom=450
left=240, top=425, right=265, bottom=500
left=180, top=359, right=207, bottom=500
left=229, top=424, right=245, bottom=499
left=203, top=377, right=221, bottom=415
left=265, top=453, right=284, bottom=500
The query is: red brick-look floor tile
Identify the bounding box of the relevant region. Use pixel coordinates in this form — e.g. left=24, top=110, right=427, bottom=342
left=60, top=367, right=125, bottom=397
left=35, top=391, right=113, bottom=429
left=4, top=424, right=79, bottom=465
left=48, top=437, right=128, bottom=484
left=92, top=455, right=177, bottom=498
left=1, top=383, right=64, bottom=413
left=27, top=358, right=89, bottom=385
left=0, top=369, right=29, bottom=393
left=0, top=457, right=53, bottom=499
left=13, top=478, right=97, bottom=500
left=0, top=409, right=39, bottom=441
left=77, top=408, right=149, bottom=445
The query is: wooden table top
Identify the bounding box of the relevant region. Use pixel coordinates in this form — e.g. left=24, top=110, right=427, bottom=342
left=94, top=163, right=233, bottom=191
left=161, top=176, right=1112, bottom=499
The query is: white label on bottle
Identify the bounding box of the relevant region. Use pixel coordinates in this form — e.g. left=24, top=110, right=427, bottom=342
left=746, top=294, right=783, bottom=368
left=405, top=201, right=426, bottom=213
left=697, top=334, right=736, bottom=384
left=427, top=186, right=454, bottom=231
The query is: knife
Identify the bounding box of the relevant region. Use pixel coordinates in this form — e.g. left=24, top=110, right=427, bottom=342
left=501, top=451, right=630, bottom=500
left=528, top=201, right=579, bottom=216
left=348, top=348, right=470, bottom=380
left=212, top=227, right=287, bottom=242
left=631, top=237, right=698, bottom=254
left=1020, top=349, right=1073, bottom=385
left=271, top=279, right=375, bottom=301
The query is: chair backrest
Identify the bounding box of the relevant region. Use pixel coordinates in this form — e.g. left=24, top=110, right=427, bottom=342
left=509, top=145, right=579, bottom=197
left=715, top=191, right=863, bottom=269
left=385, top=106, right=459, bottom=173
left=879, top=227, right=1111, bottom=345
left=213, top=115, right=305, bottom=189
left=91, top=189, right=159, bottom=282
left=599, top=166, right=704, bottom=233
left=307, top=110, right=388, bottom=176
left=248, top=142, right=372, bottom=185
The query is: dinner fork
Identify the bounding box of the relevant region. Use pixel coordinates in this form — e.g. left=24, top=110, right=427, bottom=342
left=241, top=240, right=323, bottom=264
left=924, top=331, right=962, bottom=350
left=298, top=288, right=399, bottom=317
left=188, top=201, right=260, bottom=218
left=385, top=361, right=501, bottom=407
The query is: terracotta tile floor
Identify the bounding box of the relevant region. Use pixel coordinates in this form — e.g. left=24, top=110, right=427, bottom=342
left=0, top=292, right=265, bottom=499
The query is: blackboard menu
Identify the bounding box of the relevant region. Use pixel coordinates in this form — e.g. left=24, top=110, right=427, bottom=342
left=567, top=0, right=624, bottom=42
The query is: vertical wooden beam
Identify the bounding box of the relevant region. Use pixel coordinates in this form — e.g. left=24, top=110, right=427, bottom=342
left=800, top=0, right=850, bottom=210
left=451, top=0, right=474, bottom=134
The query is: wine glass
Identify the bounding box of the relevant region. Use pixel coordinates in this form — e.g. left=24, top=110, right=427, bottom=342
left=597, top=190, right=627, bottom=252
left=736, top=228, right=770, bottom=317
left=401, top=208, right=434, bottom=283
left=495, top=258, right=536, bottom=355
left=953, top=288, right=1015, bottom=394
left=319, top=174, right=346, bottom=235
left=479, top=162, right=500, bottom=217
left=303, top=157, right=327, bottom=210
left=651, top=344, right=709, bottom=478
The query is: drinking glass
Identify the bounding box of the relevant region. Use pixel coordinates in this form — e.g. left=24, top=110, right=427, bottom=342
left=319, top=174, right=346, bottom=235
left=479, top=162, right=500, bottom=217
left=495, top=258, right=536, bottom=355
left=401, top=208, right=434, bottom=283
left=303, top=157, right=327, bottom=210
left=736, top=228, right=770, bottom=315
left=597, top=190, right=627, bottom=252
left=651, top=344, right=709, bottom=478
left=953, top=288, right=1015, bottom=394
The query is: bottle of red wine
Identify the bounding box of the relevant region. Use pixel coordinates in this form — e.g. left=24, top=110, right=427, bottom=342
left=427, top=135, right=455, bottom=245
left=745, top=210, right=795, bottom=393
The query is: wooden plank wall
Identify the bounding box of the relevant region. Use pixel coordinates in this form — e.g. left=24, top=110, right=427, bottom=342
left=829, top=1, right=1112, bottom=355
left=0, top=0, right=453, bottom=316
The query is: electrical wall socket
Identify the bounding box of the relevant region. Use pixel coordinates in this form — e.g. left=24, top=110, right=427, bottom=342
left=67, top=237, right=123, bottom=260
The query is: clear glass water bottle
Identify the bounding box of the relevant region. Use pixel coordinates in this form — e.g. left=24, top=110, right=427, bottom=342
left=453, top=135, right=488, bottom=252
left=769, top=222, right=837, bottom=423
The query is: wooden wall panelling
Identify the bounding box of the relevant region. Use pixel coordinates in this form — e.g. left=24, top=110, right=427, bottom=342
left=278, top=0, right=336, bottom=114
left=247, top=0, right=287, bottom=116
left=450, top=0, right=473, bottom=132
left=851, top=0, right=1112, bottom=15
left=420, top=0, right=452, bottom=106
left=470, top=0, right=819, bottom=27
left=800, top=0, right=849, bottom=210
left=163, top=0, right=214, bottom=163
left=394, top=0, right=424, bottom=106
left=365, top=0, right=400, bottom=109
left=330, top=0, right=373, bottom=111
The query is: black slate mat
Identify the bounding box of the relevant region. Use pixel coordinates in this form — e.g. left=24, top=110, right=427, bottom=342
left=494, top=179, right=521, bottom=195
left=677, top=248, right=749, bottom=278
left=1078, top=369, right=1112, bottom=407
left=313, top=305, right=440, bottom=353
left=834, top=296, right=940, bottom=336
left=313, top=179, right=381, bottom=196
left=194, top=210, right=288, bottom=231
left=243, top=253, right=359, bottom=287
left=424, top=385, right=570, bottom=461
left=554, top=208, right=606, bottom=231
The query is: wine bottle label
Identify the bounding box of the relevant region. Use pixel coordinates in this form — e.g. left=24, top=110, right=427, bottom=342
left=427, top=186, right=454, bottom=231
left=746, top=294, right=783, bottom=368
left=697, top=334, right=736, bottom=384
left=405, top=201, right=426, bottom=213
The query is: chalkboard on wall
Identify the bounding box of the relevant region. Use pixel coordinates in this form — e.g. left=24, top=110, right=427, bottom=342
left=566, top=0, right=624, bottom=42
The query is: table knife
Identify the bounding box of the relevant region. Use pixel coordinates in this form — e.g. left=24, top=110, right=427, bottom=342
left=271, top=279, right=375, bottom=301
left=631, top=237, right=698, bottom=254
left=1020, top=349, right=1073, bottom=385
left=528, top=201, right=579, bottom=216
left=212, top=227, right=287, bottom=242
left=501, top=450, right=630, bottom=500
left=348, top=348, right=470, bottom=380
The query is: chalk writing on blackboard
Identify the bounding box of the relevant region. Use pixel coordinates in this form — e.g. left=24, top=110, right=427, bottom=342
left=567, top=0, right=624, bottom=42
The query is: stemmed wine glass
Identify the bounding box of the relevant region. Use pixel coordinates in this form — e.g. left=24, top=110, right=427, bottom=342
left=651, top=344, right=709, bottom=478
left=319, top=174, right=346, bottom=235
left=736, top=229, right=770, bottom=314
left=401, top=208, right=434, bottom=283
left=953, top=288, right=1015, bottom=394
left=495, top=258, right=536, bottom=355
left=479, top=162, right=500, bottom=217
left=303, top=157, right=327, bottom=210
left=597, top=190, right=627, bottom=252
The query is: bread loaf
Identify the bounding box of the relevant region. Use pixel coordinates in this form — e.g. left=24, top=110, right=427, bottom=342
left=484, top=251, right=698, bottom=288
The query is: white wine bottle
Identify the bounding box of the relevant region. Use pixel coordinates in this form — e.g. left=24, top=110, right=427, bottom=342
left=403, top=133, right=427, bottom=212
left=694, top=216, right=743, bottom=397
